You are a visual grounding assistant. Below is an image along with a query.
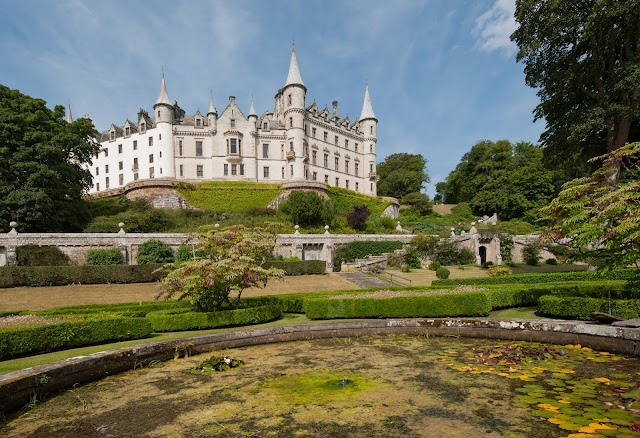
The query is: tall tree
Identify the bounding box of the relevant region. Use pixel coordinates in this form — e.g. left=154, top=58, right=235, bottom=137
left=437, top=140, right=555, bottom=221
left=377, top=153, right=430, bottom=199
left=512, top=0, right=640, bottom=182
left=0, top=85, right=99, bottom=232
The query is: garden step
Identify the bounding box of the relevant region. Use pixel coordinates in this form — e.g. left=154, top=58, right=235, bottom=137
left=337, top=272, right=393, bottom=289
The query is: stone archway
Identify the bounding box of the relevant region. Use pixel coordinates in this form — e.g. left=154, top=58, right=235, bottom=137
left=479, top=246, right=487, bottom=265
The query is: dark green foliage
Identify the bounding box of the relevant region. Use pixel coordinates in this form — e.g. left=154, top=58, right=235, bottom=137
left=303, top=293, right=492, bottom=319
left=410, top=234, right=439, bottom=259
left=0, top=85, right=100, bottom=232
left=32, top=300, right=190, bottom=317
left=404, top=250, right=422, bottom=269
left=195, top=355, right=245, bottom=372
left=175, top=245, right=207, bottom=263
left=401, top=192, right=433, bottom=214
left=499, top=234, right=514, bottom=263
left=432, top=270, right=637, bottom=286
left=546, top=258, right=557, bottom=265
left=0, top=264, right=164, bottom=288
left=428, top=261, right=441, bottom=271
left=262, top=260, right=326, bottom=275
left=523, top=242, right=541, bottom=266
left=435, top=240, right=474, bottom=265
left=377, top=153, right=430, bottom=199
left=85, top=197, right=129, bottom=218
left=437, top=140, right=555, bottom=220
left=435, top=267, right=450, bottom=279
left=280, top=190, right=335, bottom=227
left=332, top=240, right=404, bottom=271
left=538, top=296, right=640, bottom=321
left=136, top=239, right=174, bottom=265
left=146, top=305, right=282, bottom=331
left=86, top=248, right=123, bottom=265
left=16, top=245, right=70, bottom=266
left=245, top=207, right=276, bottom=216
left=0, top=317, right=152, bottom=358
left=346, top=205, right=370, bottom=231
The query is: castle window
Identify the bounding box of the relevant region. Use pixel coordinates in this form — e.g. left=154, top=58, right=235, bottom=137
left=159, top=134, right=162, bottom=140
left=346, top=180, right=349, bottom=189
left=197, top=165, right=203, bottom=177
left=134, top=173, right=139, bottom=181
left=95, top=167, right=99, bottom=176
left=345, top=161, right=349, bottom=173
left=149, top=136, right=153, bottom=146
left=312, top=150, right=317, bottom=165
left=263, top=122, right=268, bottom=130
left=149, top=167, right=154, bottom=178
left=282, top=167, right=285, bottom=178
left=312, top=127, right=316, bottom=138
left=335, top=177, right=339, bottom=187
left=323, top=132, right=328, bottom=142
left=196, top=141, right=203, bottom=157
left=262, top=144, right=269, bottom=159
left=118, top=161, right=123, bottom=171
left=355, top=143, right=358, bottom=152
left=356, top=182, right=359, bottom=191
left=96, top=182, right=100, bottom=191
left=263, top=167, right=270, bottom=178
left=196, top=118, right=202, bottom=127
left=289, top=117, right=293, bottom=128
left=345, top=139, right=349, bottom=149
left=289, top=142, right=294, bottom=152
left=304, top=166, right=308, bottom=179
left=324, top=154, right=328, bottom=168
left=133, top=158, right=139, bottom=170
left=231, top=164, right=237, bottom=176
left=370, top=126, right=373, bottom=134
left=159, top=151, right=162, bottom=158
left=355, top=163, right=359, bottom=176
left=105, top=177, right=109, bottom=189
left=110, top=131, right=115, bottom=141
left=104, top=149, right=109, bottom=157
left=288, top=94, right=291, bottom=105
left=179, top=165, right=183, bottom=177
left=105, top=164, right=109, bottom=173
left=334, top=135, right=338, bottom=145
left=157, top=110, right=160, bottom=118
left=312, top=172, right=317, bottom=181
left=370, top=144, right=373, bottom=153
left=281, top=145, right=285, bottom=159
left=371, top=182, right=373, bottom=192
left=370, top=163, right=374, bottom=173
left=290, top=165, right=293, bottom=176
left=140, top=122, right=146, bottom=132
left=125, top=127, right=130, bottom=137
left=179, top=140, right=183, bottom=156
left=230, top=119, right=236, bottom=128
left=229, top=138, right=238, bottom=154
left=133, top=140, right=138, bottom=150
left=324, top=175, right=328, bottom=183
left=224, top=164, right=229, bottom=176
left=119, top=174, right=124, bottom=186
left=240, top=164, right=245, bottom=176
left=334, top=157, right=339, bottom=171
left=149, top=154, right=154, bottom=163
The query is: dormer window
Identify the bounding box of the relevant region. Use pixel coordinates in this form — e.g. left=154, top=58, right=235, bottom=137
left=140, top=122, right=146, bottom=133
left=110, top=131, right=116, bottom=141
left=195, top=118, right=202, bottom=128
left=230, top=119, right=236, bottom=128
left=263, top=122, right=268, bottom=130
left=125, top=127, right=130, bottom=137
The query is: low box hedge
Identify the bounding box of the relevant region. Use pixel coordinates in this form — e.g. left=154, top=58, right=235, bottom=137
left=538, top=295, right=640, bottom=320
left=32, top=300, right=191, bottom=318
left=0, top=317, right=152, bottom=358
left=263, top=260, right=326, bottom=275
left=0, top=264, right=166, bottom=288
left=146, top=304, right=282, bottom=332
left=303, top=293, right=492, bottom=320
left=242, top=296, right=306, bottom=313
left=432, top=270, right=637, bottom=287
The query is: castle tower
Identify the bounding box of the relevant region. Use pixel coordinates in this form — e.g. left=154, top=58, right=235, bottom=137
left=282, top=45, right=307, bottom=180
left=153, top=74, right=175, bottom=178
left=207, top=95, right=217, bottom=132
left=359, top=83, right=378, bottom=195
left=248, top=96, right=257, bottom=131
left=66, top=103, right=73, bottom=123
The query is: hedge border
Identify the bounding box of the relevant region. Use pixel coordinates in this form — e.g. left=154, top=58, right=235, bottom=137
left=432, top=270, right=637, bottom=286
left=538, top=296, right=640, bottom=320
left=263, top=260, right=325, bottom=275
left=146, top=305, right=282, bottom=331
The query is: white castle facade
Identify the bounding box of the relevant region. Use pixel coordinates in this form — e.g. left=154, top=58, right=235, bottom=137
left=87, top=47, right=378, bottom=196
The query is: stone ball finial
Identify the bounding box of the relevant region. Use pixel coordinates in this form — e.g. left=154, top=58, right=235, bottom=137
left=294, top=224, right=300, bottom=235
left=324, top=225, right=330, bottom=235
left=118, top=222, right=125, bottom=229
left=214, top=223, right=220, bottom=228
left=9, top=221, right=17, bottom=229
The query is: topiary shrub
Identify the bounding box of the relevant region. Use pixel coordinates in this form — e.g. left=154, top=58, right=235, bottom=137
left=16, top=245, right=70, bottom=266
left=487, top=265, right=512, bottom=277
left=523, top=242, right=541, bottom=266
left=346, top=205, right=371, bottom=231
left=136, top=239, right=174, bottom=265
left=86, top=248, right=123, bottom=265
left=428, top=261, right=441, bottom=271
left=435, top=267, right=450, bottom=279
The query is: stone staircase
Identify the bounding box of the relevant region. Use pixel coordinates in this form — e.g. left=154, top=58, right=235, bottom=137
left=337, top=272, right=393, bottom=288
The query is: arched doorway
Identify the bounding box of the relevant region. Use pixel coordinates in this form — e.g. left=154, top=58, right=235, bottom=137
left=479, top=246, right=487, bottom=265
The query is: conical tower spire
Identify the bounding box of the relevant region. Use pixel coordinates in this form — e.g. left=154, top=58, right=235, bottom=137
left=208, top=93, right=217, bottom=114
left=66, top=102, right=73, bottom=123
left=155, top=71, right=171, bottom=106
left=284, top=44, right=304, bottom=87
left=359, top=82, right=377, bottom=121
left=248, top=96, right=257, bottom=117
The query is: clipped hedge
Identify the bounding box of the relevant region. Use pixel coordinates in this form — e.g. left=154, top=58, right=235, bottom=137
left=32, top=300, right=191, bottom=317
left=263, top=260, right=325, bottom=275
left=303, top=293, right=492, bottom=320
left=16, top=245, right=70, bottom=266
left=86, top=248, right=123, bottom=265
left=0, top=264, right=165, bottom=288
left=432, top=270, right=637, bottom=286
left=146, top=304, right=282, bottom=331
left=0, top=317, right=152, bottom=358
left=538, top=296, right=640, bottom=320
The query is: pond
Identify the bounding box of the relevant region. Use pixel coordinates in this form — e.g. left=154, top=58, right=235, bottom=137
left=3, top=335, right=640, bottom=437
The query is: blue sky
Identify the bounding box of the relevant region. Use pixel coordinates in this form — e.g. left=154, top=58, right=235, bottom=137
left=0, top=0, right=543, bottom=195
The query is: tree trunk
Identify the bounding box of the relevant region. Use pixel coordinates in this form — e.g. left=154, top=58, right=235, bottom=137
left=606, top=116, right=633, bottom=182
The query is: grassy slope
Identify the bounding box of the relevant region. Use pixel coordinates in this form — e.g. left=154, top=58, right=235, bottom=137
left=174, top=181, right=283, bottom=212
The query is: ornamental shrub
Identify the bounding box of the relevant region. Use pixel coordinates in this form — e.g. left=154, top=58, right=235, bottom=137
left=86, top=248, right=123, bottom=265
left=136, top=239, right=174, bottom=265
left=546, top=258, right=558, bottom=265
left=280, top=190, right=333, bottom=227
left=346, top=205, right=370, bottom=231
left=487, top=265, right=512, bottom=277
left=16, top=245, right=70, bottom=266
left=523, top=241, right=541, bottom=266
left=428, top=261, right=441, bottom=271
left=435, top=267, right=450, bottom=279
left=435, top=240, right=475, bottom=265
left=499, top=234, right=514, bottom=263
left=0, top=264, right=164, bottom=287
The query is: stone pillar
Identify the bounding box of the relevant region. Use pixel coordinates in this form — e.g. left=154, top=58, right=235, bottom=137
left=6, top=222, right=18, bottom=266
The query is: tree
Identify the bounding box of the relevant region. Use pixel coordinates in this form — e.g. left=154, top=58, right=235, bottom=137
left=280, top=190, right=334, bottom=227
left=543, top=142, right=640, bottom=276
left=137, top=239, right=175, bottom=265
left=0, top=84, right=100, bottom=232
left=157, top=226, right=284, bottom=312
left=346, top=205, right=370, bottom=231
left=512, top=0, right=640, bottom=182
left=377, top=153, right=430, bottom=199
left=401, top=192, right=433, bottom=214
left=437, top=140, right=555, bottom=220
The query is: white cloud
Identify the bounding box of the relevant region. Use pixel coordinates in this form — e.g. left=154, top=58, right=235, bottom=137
left=474, top=0, right=517, bottom=56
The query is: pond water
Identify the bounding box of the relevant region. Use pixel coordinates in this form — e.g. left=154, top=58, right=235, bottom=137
left=3, top=335, right=640, bottom=437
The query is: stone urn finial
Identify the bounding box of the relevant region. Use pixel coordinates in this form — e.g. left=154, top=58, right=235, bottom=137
left=324, top=225, right=330, bottom=235
left=294, top=224, right=300, bottom=235
left=8, top=221, right=17, bottom=236
left=118, top=222, right=125, bottom=234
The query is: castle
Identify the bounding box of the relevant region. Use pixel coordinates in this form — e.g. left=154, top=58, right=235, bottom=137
left=87, top=46, right=378, bottom=196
